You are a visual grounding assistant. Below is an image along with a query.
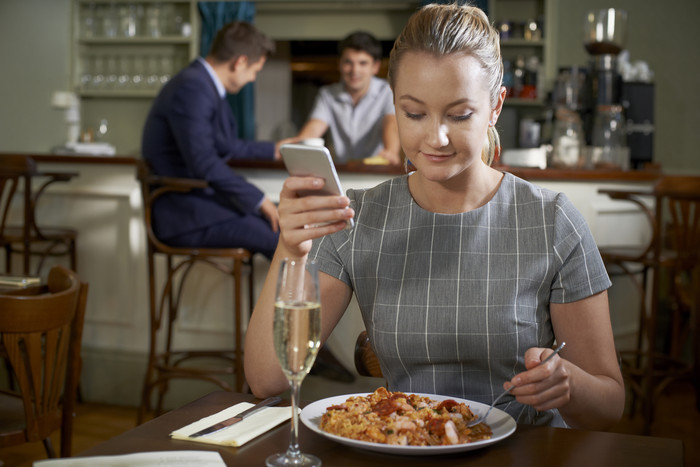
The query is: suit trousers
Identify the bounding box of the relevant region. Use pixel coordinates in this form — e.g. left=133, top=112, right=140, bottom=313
left=163, top=213, right=278, bottom=260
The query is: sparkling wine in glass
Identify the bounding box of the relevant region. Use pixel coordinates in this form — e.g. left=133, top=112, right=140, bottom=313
left=266, top=258, right=322, bottom=467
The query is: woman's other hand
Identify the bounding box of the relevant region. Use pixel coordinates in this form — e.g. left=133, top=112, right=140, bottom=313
left=506, top=346, right=571, bottom=412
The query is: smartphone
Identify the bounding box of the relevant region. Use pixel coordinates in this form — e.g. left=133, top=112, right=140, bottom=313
left=280, top=143, right=354, bottom=229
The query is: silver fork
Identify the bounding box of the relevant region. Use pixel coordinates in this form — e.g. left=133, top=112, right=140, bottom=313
left=467, top=342, right=566, bottom=427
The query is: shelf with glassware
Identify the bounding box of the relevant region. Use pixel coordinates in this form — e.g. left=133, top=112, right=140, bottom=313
left=76, top=42, right=191, bottom=98
left=489, top=0, right=555, bottom=105
left=78, top=36, right=192, bottom=45
left=72, top=0, right=198, bottom=99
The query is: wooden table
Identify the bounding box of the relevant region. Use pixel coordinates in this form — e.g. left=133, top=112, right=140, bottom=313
left=78, top=391, right=683, bottom=466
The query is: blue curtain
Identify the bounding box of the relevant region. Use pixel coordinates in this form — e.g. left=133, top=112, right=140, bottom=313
left=421, top=0, right=489, bottom=16
left=198, top=2, right=257, bottom=140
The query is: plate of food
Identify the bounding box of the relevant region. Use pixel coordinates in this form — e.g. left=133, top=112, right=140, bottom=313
left=300, top=387, right=516, bottom=455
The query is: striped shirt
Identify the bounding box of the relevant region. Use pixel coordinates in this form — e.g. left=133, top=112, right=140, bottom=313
left=310, top=172, right=611, bottom=426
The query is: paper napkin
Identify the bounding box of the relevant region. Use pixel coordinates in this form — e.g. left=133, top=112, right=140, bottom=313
left=34, top=450, right=226, bottom=466
left=170, top=402, right=293, bottom=447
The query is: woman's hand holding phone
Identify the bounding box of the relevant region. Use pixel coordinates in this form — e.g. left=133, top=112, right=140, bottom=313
left=277, top=176, right=354, bottom=259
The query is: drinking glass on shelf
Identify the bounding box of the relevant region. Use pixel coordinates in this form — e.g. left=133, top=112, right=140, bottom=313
left=146, top=55, right=161, bottom=90
left=104, top=55, right=119, bottom=89
left=118, top=3, right=142, bottom=38
left=100, top=3, right=118, bottom=38
left=80, top=2, right=97, bottom=38
left=145, top=4, right=162, bottom=37
left=80, top=55, right=94, bottom=90
left=131, top=55, right=145, bottom=89
left=117, top=55, right=132, bottom=89
left=87, top=55, right=105, bottom=90
left=159, top=56, right=173, bottom=85
left=266, top=258, right=322, bottom=467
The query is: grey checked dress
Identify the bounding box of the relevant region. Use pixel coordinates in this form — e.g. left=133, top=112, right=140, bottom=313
left=309, top=172, right=611, bottom=426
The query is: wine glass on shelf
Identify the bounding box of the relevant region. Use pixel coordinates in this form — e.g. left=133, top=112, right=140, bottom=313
left=131, top=55, right=145, bottom=89
left=266, top=258, right=322, bottom=467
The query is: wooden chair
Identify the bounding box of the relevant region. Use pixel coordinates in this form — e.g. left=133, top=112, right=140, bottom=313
left=599, top=175, right=700, bottom=433
left=354, top=330, right=384, bottom=379
left=0, top=265, right=88, bottom=458
left=136, top=161, right=255, bottom=424
left=0, top=154, right=78, bottom=276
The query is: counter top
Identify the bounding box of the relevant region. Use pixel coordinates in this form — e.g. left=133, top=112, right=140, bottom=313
left=219, top=158, right=664, bottom=182
left=5, top=153, right=663, bottom=183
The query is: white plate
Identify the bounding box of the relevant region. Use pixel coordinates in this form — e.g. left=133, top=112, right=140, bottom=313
left=300, top=392, right=517, bottom=455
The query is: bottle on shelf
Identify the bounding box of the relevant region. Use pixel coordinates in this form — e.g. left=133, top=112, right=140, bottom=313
left=511, top=56, right=525, bottom=98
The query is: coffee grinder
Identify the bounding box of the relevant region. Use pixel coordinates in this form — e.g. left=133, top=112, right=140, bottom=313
left=581, top=8, right=636, bottom=169
left=584, top=9, right=627, bottom=105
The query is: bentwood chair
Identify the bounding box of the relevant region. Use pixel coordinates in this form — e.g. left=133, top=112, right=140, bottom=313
left=0, top=265, right=88, bottom=458
left=354, top=330, right=384, bottom=379
left=599, top=175, right=700, bottom=433
left=0, top=154, right=78, bottom=276
left=136, top=161, right=255, bottom=424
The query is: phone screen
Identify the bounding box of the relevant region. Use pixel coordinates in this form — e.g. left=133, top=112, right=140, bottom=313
left=280, top=143, right=354, bottom=228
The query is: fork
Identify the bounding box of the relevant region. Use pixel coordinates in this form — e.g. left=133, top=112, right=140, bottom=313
left=467, top=341, right=566, bottom=427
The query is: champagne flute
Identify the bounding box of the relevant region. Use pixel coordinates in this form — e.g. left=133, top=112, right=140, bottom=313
left=266, top=258, right=322, bottom=467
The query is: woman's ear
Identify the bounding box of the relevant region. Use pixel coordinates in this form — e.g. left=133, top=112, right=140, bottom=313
left=489, top=86, right=507, bottom=127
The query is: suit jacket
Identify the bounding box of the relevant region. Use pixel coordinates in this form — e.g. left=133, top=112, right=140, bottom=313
left=142, top=59, right=275, bottom=240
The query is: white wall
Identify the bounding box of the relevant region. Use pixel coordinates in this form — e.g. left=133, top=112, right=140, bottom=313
left=0, top=0, right=72, bottom=152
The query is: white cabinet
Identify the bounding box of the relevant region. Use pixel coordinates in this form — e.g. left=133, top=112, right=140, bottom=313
left=72, top=0, right=200, bottom=99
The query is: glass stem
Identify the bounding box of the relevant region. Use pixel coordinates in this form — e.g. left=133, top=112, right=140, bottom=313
left=286, top=377, right=302, bottom=460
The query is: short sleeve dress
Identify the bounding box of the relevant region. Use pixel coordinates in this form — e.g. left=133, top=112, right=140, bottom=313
left=309, top=172, right=611, bottom=426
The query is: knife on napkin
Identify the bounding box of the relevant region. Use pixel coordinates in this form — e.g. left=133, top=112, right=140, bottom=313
left=189, top=396, right=282, bottom=438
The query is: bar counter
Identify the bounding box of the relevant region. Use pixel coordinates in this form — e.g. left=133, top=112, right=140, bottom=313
left=16, top=153, right=663, bottom=183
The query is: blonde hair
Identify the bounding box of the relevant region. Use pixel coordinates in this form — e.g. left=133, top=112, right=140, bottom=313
left=388, top=3, right=503, bottom=165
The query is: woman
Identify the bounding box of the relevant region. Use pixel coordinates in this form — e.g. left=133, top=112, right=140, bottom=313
left=245, top=3, right=624, bottom=430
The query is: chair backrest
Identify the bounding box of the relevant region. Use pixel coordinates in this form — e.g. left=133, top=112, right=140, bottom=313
left=354, top=330, right=384, bottom=379
left=0, top=265, right=88, bottom=457
left=136, top=159, right=209, bottom=254
left=0, top=154, right=36, bottom=244
left=653, top=175, right=700, bottom=270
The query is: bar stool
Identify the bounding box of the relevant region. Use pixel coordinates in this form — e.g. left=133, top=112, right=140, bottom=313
left=599, top=175, right=700, bottom=433
left=0, top=154, right=78, bottom=276
left=136, top=161, right=255, bottom=424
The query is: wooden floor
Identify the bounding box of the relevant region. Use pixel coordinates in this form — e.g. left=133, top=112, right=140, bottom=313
left=1, top=381, right=698, bottom=467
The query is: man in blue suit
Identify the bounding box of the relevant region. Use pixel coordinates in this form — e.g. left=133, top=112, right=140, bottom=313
left=142, top=21, right=296, bottom=259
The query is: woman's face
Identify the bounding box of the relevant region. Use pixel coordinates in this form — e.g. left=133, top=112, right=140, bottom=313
left=393, top=51, right=504, bottom=183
